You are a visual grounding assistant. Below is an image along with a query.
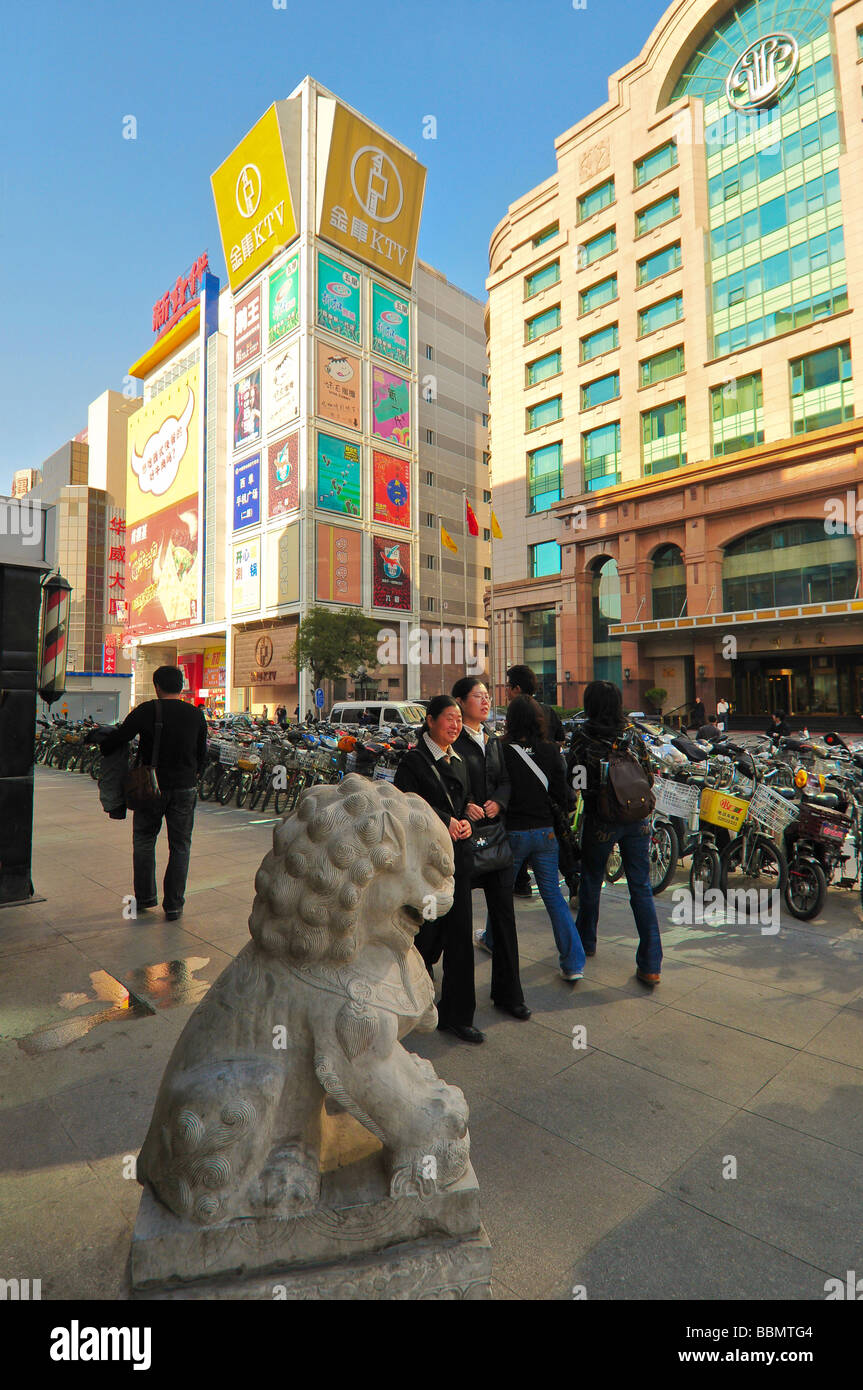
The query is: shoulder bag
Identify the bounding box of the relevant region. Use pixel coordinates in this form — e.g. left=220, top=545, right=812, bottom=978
left=124, top=701, right=165, bottom=811
left=510, top=743, right=581, bottom=876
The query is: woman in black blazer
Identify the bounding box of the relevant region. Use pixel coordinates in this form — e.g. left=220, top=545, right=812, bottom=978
left=452, top=676, right=529, bottom=1020
left=394, top=696, right=483, bottom=1044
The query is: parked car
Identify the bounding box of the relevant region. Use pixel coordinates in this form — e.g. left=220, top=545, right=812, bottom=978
left=329, top=701, right=427, bottom=730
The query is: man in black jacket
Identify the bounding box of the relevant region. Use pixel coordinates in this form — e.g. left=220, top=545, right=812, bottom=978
left=100, top=666, right=208, bottom=920
left=505, top=665, right=566, bottom=898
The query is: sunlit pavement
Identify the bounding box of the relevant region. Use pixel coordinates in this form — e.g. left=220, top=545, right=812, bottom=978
left=1, top=767, right=862, bottom=1300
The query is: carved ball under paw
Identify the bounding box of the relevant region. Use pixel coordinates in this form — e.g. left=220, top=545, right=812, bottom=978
left=249, top=1146, right=322, bottom=1215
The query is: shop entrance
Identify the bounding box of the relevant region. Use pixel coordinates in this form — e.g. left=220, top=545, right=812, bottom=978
left=765, top=669, right=793, bottom=716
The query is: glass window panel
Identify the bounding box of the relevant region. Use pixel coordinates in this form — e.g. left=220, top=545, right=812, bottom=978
left=636, top=191, right=680, bottom=236
left=525, top=261, right=561, bottom=298
left=759, top=195, right=786, bottom=237
left=581, top=372, right=620, bottom=409
left=637, top=242, right=681, bottom=285
left=577, top=179, right=614, bottom=221
left=579, top=274, right=617, bottom=313
left=634, top=141, right=677, bottom=187
left=533, top=223, right=559, bottom=247
left=638, top=294, right=683, bottom=336
left=526, top=305, right=561, bottom=341
left=581, top=228, right=617, bottom=265
left=639, top=345, right=684, bottom=385
left=581, top=322, right=619, bottom=361
left=530, top=541, right=562, bottom=578
left=527, top=396, right=563, bottom=429
left=527, top=350, right=561, bottom=385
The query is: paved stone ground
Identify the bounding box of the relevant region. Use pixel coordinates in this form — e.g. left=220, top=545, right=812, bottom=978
left=2, top=766, right=863, bottom=1301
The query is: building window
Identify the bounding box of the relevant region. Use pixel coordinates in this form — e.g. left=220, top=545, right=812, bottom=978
left=482, top=451, right=491, bottom=466
left=641, top=399, right=687, bottom=476
left=425, top=344, right=434, bottom=360
left=580, top=322, right=619, bottom=363
left=652, top=544, right=687, bottom=619
left=638, top=293, right=683, bottom=337
left=426, top=597, right=435, bottom=612
left=582, top=422, right=621, bottom=492
left=634, top=140, right=677, bottom=188
left=640, top=345, right=685, bottom=386
left=579, top=227, right=616, bottom=268
left=483, top=488, right=492, bottom=503
left=426, top=429, right=435, bottom=445
left=484, top=566, right=492, bottom=580
left=424, top=511, right=434, bottom=526
left=426, top=554, right=435, bottom=569
left=711, top=372, right=764, bottom=456
left=581, top=372, right=620, bottom=410
left=483, top=528, right=491, bottom=542
left=527, top=395, right=563, bottom=430
left=527, top=441, right=562, bottom=513
left=527, top=349, right=562, bottom=385
left=425, top=469, right=434, bottom=484
left=533, top=222, right=559, bottom=247
left=526, top=304, right=561, bottom=341
left=635, top=190, right=680, bottom=236
left=577, top=178, right=614, bottom=222
left=790, top=342, right=853, bottom=434
left=579, top=274, right=617, bottom=314
left=481, top=371, right=489, bottom=387
left=525, top=260, right=561, bottom=298
left=637, top=241, right=682, bottom=286
left=530, top=541, right=562, bottom=578
left=481, top=412, right=489, bottom=427
left=723, top=521, right=856, bottom=611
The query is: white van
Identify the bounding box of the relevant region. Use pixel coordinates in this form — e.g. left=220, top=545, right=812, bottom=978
left=329, top=700, right=427, bottom=729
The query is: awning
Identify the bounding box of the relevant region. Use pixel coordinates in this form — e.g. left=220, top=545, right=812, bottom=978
left=610, top=598, right=863, bottom=639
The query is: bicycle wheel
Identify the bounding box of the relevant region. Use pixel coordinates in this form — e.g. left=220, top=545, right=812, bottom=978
left=217, top=770, right=238, bottom=805
left=772, top=763, right=795, bottom=790
left=649, top=820, right=680, bottom=896
left=689, top=844, right=720, bottom=895
left=248, top=774, right=265, bottom=810
left=604, top=845, right=624, bottom=883
left=719, top=834, right=787, bottom=897
left=784, top=857, right=827, bottom=920
left=235, top=770, right=255, bottom=808
left=199, top=763, right=219, bottom=801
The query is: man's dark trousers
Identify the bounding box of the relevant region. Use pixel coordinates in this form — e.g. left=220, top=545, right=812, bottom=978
left=133, top=787, right=197, bottom=913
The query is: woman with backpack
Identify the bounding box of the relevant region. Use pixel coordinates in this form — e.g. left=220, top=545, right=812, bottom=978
left=568, top=681, right=662, bottom=985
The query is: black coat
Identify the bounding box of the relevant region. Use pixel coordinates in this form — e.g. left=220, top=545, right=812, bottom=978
left=394, top=738, right=470, bottom=829
left=452, top=729, right=510, bottom=812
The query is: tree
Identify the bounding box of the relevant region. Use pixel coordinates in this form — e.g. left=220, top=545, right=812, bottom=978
left=291, top=607, right=381, bottom=691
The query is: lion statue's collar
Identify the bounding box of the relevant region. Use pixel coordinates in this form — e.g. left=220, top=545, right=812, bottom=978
left=286, top=942, right=433, bottom=1019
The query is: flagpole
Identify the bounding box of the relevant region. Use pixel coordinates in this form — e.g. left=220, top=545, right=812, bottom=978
left=461, top=488, right=468, bottom=667
left=488, top=500, right=496, bottom=706
left=438, top=516, right=444, bottom=676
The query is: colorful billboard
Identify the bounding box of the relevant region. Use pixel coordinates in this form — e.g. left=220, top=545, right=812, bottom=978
left=203, top=645, right=226, bottom=692
left=317, top=342, right=361, bottom=430
left=372, top=535, right=411, bottom=611
left=265, top=341, right=300, bottom=434
left=234, top=286, right=261, bottom=371
left=211, top=103, right=298, bottom=293
left=372, top=283, right=411, bottom=367
left=233, top=454, right=261, bottom=531
left=372, top=366, right=411, bottom=449
left=372, top=450, right=410, bottom=529
left=267, top=521, right=301, bottom=606
left=316, top=99, right=426, bottom=288
left=269, top=254, right=300, bottom=344
left=317, top=252, right=361, bottom=344
left=316, top=522, right=362, bottom=605
left=267, top=432, right=299, bottom=519
left=126, top=365, right=201, bottom=635
left=234, top=369, right=261, bottom=451
left=316, top=432, right=361, bottom=517
left=232, top=536, right=261, bottom=613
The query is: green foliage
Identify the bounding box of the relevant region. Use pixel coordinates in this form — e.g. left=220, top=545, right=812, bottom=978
left=291, top=608, right=381, bottom=690
left=644, top=687, right=668, bottom=710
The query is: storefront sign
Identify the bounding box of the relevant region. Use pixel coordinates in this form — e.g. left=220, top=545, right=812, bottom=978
left=232, top=536, right=261, bottom=613
left=267, top=432, right=299, bottom=518
left=233, top=454, right=261, bottom=531
left=232, top=623, right=298, bottom=688
left=234, top=369, right=261, bottom=451
left=316, top=432, right=361, bottom=517
left=372, top=535, right=411, bottom=610
left=372, top=450, right=410, bottom=529
left=265, top=341, right=300, bottom=433
left=103, top=634, right=117, bottom=674
left=316, top=342, right=361, bottom=430
left=152, top=253, right=209, bottom=337
left=234, top=285, right=262, bottom=370
left=316, top=252, right=361, bottom=344
left=106, top=509, right=128, bottom=622
left=371, top=282, right=411, bottom=366
left=316, top=523, right=362, bottom=605
left=267, top=521, right=301, bottom=606
left=269, top=255, right=300, bottom=344
left=211, top=104, right=298, bottom=293
left=372, top=366, right=411, bottom=448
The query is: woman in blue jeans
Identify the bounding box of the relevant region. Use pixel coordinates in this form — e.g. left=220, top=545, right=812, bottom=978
left=569, top=681, right=663, bottom=984
left=500, top=696, right=586, bottom=982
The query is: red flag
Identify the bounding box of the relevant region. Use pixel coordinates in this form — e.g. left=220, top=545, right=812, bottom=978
left=465, top=498, right=479, bottom=536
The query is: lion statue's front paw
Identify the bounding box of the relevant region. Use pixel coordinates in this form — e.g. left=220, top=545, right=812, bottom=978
left=248, top=1143, right=322, bottom=1215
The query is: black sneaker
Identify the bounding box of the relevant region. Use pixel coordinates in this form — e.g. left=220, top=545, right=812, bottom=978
left=164, top=908, right=184, bottom=921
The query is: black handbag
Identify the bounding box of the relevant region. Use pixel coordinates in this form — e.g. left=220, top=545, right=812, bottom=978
left=124, top=701, right=165, bottom=811
left=470, top=817, right=513, bottom=882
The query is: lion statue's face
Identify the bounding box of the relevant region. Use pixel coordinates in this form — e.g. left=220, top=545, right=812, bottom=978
left=248, top=775, right=454, bottom=965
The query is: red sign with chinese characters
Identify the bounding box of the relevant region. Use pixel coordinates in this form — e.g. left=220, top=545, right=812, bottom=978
left=103, top=634, right=117, bottom=674
left=152, top=253, right=209, bottom=338
left=106, top=511, right=128, bottom=624
left=234, top=286, right=262, bottom=371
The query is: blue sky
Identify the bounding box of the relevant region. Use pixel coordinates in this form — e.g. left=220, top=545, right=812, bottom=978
left=1, top=0, right=670, bottom=491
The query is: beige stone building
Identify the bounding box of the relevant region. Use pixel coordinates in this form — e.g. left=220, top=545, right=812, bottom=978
left=486, top=0, right=863, bottom=727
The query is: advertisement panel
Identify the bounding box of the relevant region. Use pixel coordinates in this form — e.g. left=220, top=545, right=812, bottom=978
left=372, top=450, right=410, bottom=529
left=267, top=432, right=299, bottom=519
left=316, top=522, right=362, bottom=605
left=372, top=366, right=411, bottom=449
left=265, top=341, right=300, bottom=434
left=233, top=454, right=261, bottom=531
left=203, top=645, right=226, bottom=691
left=371, top=283, right=411, bottom=367
left=316, top=252, right=361, bottom=344
left=316, top=342, right=361, bottom=430
left=232, top=536, right=261, bottom=613
left=316, top=432, right=361, bottom=517
left=234, top=369, right=261, bottom=451
left=211, top=103, right=298, bottom=293
left=317, top=100, right=426, bottom=288
left=234, top=286, right=261, bottom=371
left=126, top=365, right=201, bottom=635
left=267, top=521, right=301, bottom=606
left=268, top=255, right=300, bottom=344
left=372, top=535, right=411, bottom=611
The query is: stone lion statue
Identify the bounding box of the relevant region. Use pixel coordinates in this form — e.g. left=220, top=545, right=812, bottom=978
left=137, top=775, right=471, bottom=1226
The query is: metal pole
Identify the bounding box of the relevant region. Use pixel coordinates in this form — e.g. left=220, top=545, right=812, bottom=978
left=462, top=488, right=468, bottom=675
left=488, top=500, right=496, bottom=705
left=438, top=517, right=444, bottom=675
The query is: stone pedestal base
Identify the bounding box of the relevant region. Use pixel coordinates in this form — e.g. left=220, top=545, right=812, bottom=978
left=130, top=1155, right=492, bottom=1301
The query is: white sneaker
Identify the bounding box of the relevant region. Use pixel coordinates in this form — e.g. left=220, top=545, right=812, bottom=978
left=560, top=968, right=584, bottom=981
left=474, top=929, right=492, bottom=954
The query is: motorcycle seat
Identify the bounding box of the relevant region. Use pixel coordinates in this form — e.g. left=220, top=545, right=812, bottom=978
left=773, top=786, right=798, bottom=801
left=807, top=793, right=841, bottom=809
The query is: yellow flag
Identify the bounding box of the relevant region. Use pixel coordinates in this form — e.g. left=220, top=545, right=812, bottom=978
left=441, top=524, right=458, bottom=554
left=490, top=510, right=503, bottom=540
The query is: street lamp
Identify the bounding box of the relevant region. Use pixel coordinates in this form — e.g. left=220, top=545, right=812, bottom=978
left=697, top=664, right=706, bottom=680
left=38, top=571, right=72, bottom=706
left=624, top=667, right=631, bottom=682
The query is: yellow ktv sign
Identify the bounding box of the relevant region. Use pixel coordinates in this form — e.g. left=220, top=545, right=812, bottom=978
left=211, top=104, right=298, bottom=293
left=317, top=100, right=426, bottom=288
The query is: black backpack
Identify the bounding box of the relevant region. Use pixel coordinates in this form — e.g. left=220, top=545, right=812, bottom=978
left=596, top=733, right=655, bottom=824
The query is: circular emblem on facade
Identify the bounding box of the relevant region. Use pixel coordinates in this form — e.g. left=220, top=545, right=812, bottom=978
left=236, top=163, right=262, bottom=219
left=350, top=147, right=404, bottom=224
left=726, top=32, right=799, bottom=111
left=255, top=635, right=273, bottom=667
